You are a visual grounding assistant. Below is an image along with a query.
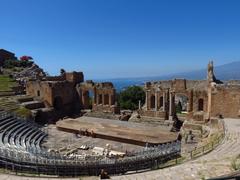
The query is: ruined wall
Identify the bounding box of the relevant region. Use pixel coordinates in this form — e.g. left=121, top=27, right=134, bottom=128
left=26, top=71, right=84, bottom=110
left=77, top=82, right=120, bottom=114
left=93, top=82, right=119, bottom=113
left=142, top=79, right=209, bottom=120
left=142, top=82, right=169, bottom=119
left=172, top=79, right=186, bottom=91
left=26, top=80, right=53, bottom=106
left=44, top=71, right=84, bottom=84
left=26, top=81, right=77, bottom=106
left=65, top=72, right=84, bottom=84
left=211, top=85, right=240, bottom=118
left=0, top=49, right=16, bottom=66
left=51, top=82, right=76, bottom=106
left=192, top=90, right=208, bottom=112
left=44, top=76, right=65, bottom=81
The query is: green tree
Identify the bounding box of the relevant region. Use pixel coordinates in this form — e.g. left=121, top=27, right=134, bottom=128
left=3, top=59, right=33, bottom=68
left=118, top=86, right=145, bottom=110
left=60, top=68, right=66, bottom=76
left=176, top=101, right=182, bottom=114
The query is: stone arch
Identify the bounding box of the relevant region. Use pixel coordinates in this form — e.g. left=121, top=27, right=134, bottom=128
left=53, top=96, right=63, bottom=111
left=150, top=95, right=155, bottom=109
left=174, top=93, right=189, bottom=112
left=198, top=98, right=204, bottom=111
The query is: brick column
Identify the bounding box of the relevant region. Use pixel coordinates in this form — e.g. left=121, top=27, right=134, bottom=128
left=93, top=89, right=97, bottom=104
left=146, top=90, right=150, bottom=110
left=155, top=91, right=158, bottom=111
left=109, top=94, right=112, bottom=105
left=102, top=94, right=105, bottom=105
left=169, top=91, right=173, bottom=120
left=96, top=94, right=99, bottom=105
left=207, top=83, right=212, bottom=120
left=163, top=92, right=166, bottom=111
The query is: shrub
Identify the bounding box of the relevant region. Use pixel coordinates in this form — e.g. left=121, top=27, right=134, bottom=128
left=3, top=59, right=33, bottom=68
left=118, top=86, right=145, bottom=110
left=176, top=101, right=182, bottom=114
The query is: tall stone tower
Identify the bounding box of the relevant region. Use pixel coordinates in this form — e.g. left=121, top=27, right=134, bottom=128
left=207, top=61, right=215, bottom=83
left=207, top=61, right=218, bottom=120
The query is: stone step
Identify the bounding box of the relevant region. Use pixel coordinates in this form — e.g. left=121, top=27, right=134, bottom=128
left=31, top=107, right=54, bottom=115
left=22, top=101, right=45, bottom=110
left=130, top=115, right=165, bottom=122
left=16, top=96, right=34, bottom=103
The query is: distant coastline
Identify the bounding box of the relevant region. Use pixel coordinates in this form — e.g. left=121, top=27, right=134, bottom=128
left=95, top=61, right=240, bottom=91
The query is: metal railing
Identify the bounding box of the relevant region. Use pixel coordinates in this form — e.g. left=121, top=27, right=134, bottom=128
left=0, top=110, right=225, bottom=177
left=156, top=118, right=226, bottom=169
left=0, top=110, right=181, bottom=176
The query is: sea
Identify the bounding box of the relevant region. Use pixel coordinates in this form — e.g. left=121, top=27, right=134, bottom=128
left=95, top=77, right=162, bottom=92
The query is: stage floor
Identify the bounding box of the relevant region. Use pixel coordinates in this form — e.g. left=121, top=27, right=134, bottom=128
left=56, top=116, right=178, bottom=146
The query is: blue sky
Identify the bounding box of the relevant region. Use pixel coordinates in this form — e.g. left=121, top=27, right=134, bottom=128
left=1, top=0, right=240, bottom=79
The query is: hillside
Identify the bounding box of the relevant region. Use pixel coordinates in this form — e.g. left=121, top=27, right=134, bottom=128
left=160, top=61, right=240, bottom=80
left=99, top=61, right=240, bottom=91
left=0, top=75, right=17, bottom=91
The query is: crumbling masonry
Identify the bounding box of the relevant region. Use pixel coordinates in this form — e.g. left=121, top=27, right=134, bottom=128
left=26, top=72, right=119, bottom=118
left=26, top=62, right=240, bottom=122
left=141, top=61, right=240, bottom=121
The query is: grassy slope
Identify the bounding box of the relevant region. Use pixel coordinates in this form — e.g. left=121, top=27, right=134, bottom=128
left=0, top=75, right=16, bottom=91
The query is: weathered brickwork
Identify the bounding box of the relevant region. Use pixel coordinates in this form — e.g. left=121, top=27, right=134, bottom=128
left=0, top=49, right=16, bottom=66
left=77, top=81, right=119, bottom=114
left=211, top=85, right=240, bottom=118
left=142, top=62, right=240, bottom=120
left=26, top=62, right=240, bottom=121
left=26, top=72, right=82, bottom=116
left=26, top=71, right=119, bottom=116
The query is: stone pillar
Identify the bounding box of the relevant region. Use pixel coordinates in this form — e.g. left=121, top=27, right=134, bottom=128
left=138, top=100, right=141, bottom=110
left=109, top=94, right=113, bottom=105
left=169, top=91, right=173, bottom=120
left=102, top=94, right=105, bottom=105
left=163, top=92, right=166, bottom=111
left=187, top=90, right=193, bottom=112
left=112, top=95, right=115, bottom=105
left=93, top=88, right=97, bottom=104
left=172, top=92, right=175, bottom=115
left=207, top=83, right=212, bottom=120
left=96, top=94, right=99, bottom=105
left=155, top=91, right=158, bottom=111
left=146, top=90, right=150, bottom=110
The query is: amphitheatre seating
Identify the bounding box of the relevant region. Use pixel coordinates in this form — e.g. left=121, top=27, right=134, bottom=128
left=1, top=121, right=23, bottom=143
left=0, top=111, right=47, bottom=151
left=0, top=110, right=182, bottom=177
left=7, top=123, right=27, bottom=145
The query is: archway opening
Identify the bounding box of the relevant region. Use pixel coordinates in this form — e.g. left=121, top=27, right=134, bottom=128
left=175, top=94, right=188, bottom=114
left=98, top=94, right=102, bottom=104
left=198, top=98, right=204, bottom=111
left=160, top=96, right=163, bottom=107
left=53, top=96, right=63, bottom=111
left=104, top=94, right=109, bottom=105
left=150, top=95, right=155, bottom=109
left=82, top=90, right=94, bottom=109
